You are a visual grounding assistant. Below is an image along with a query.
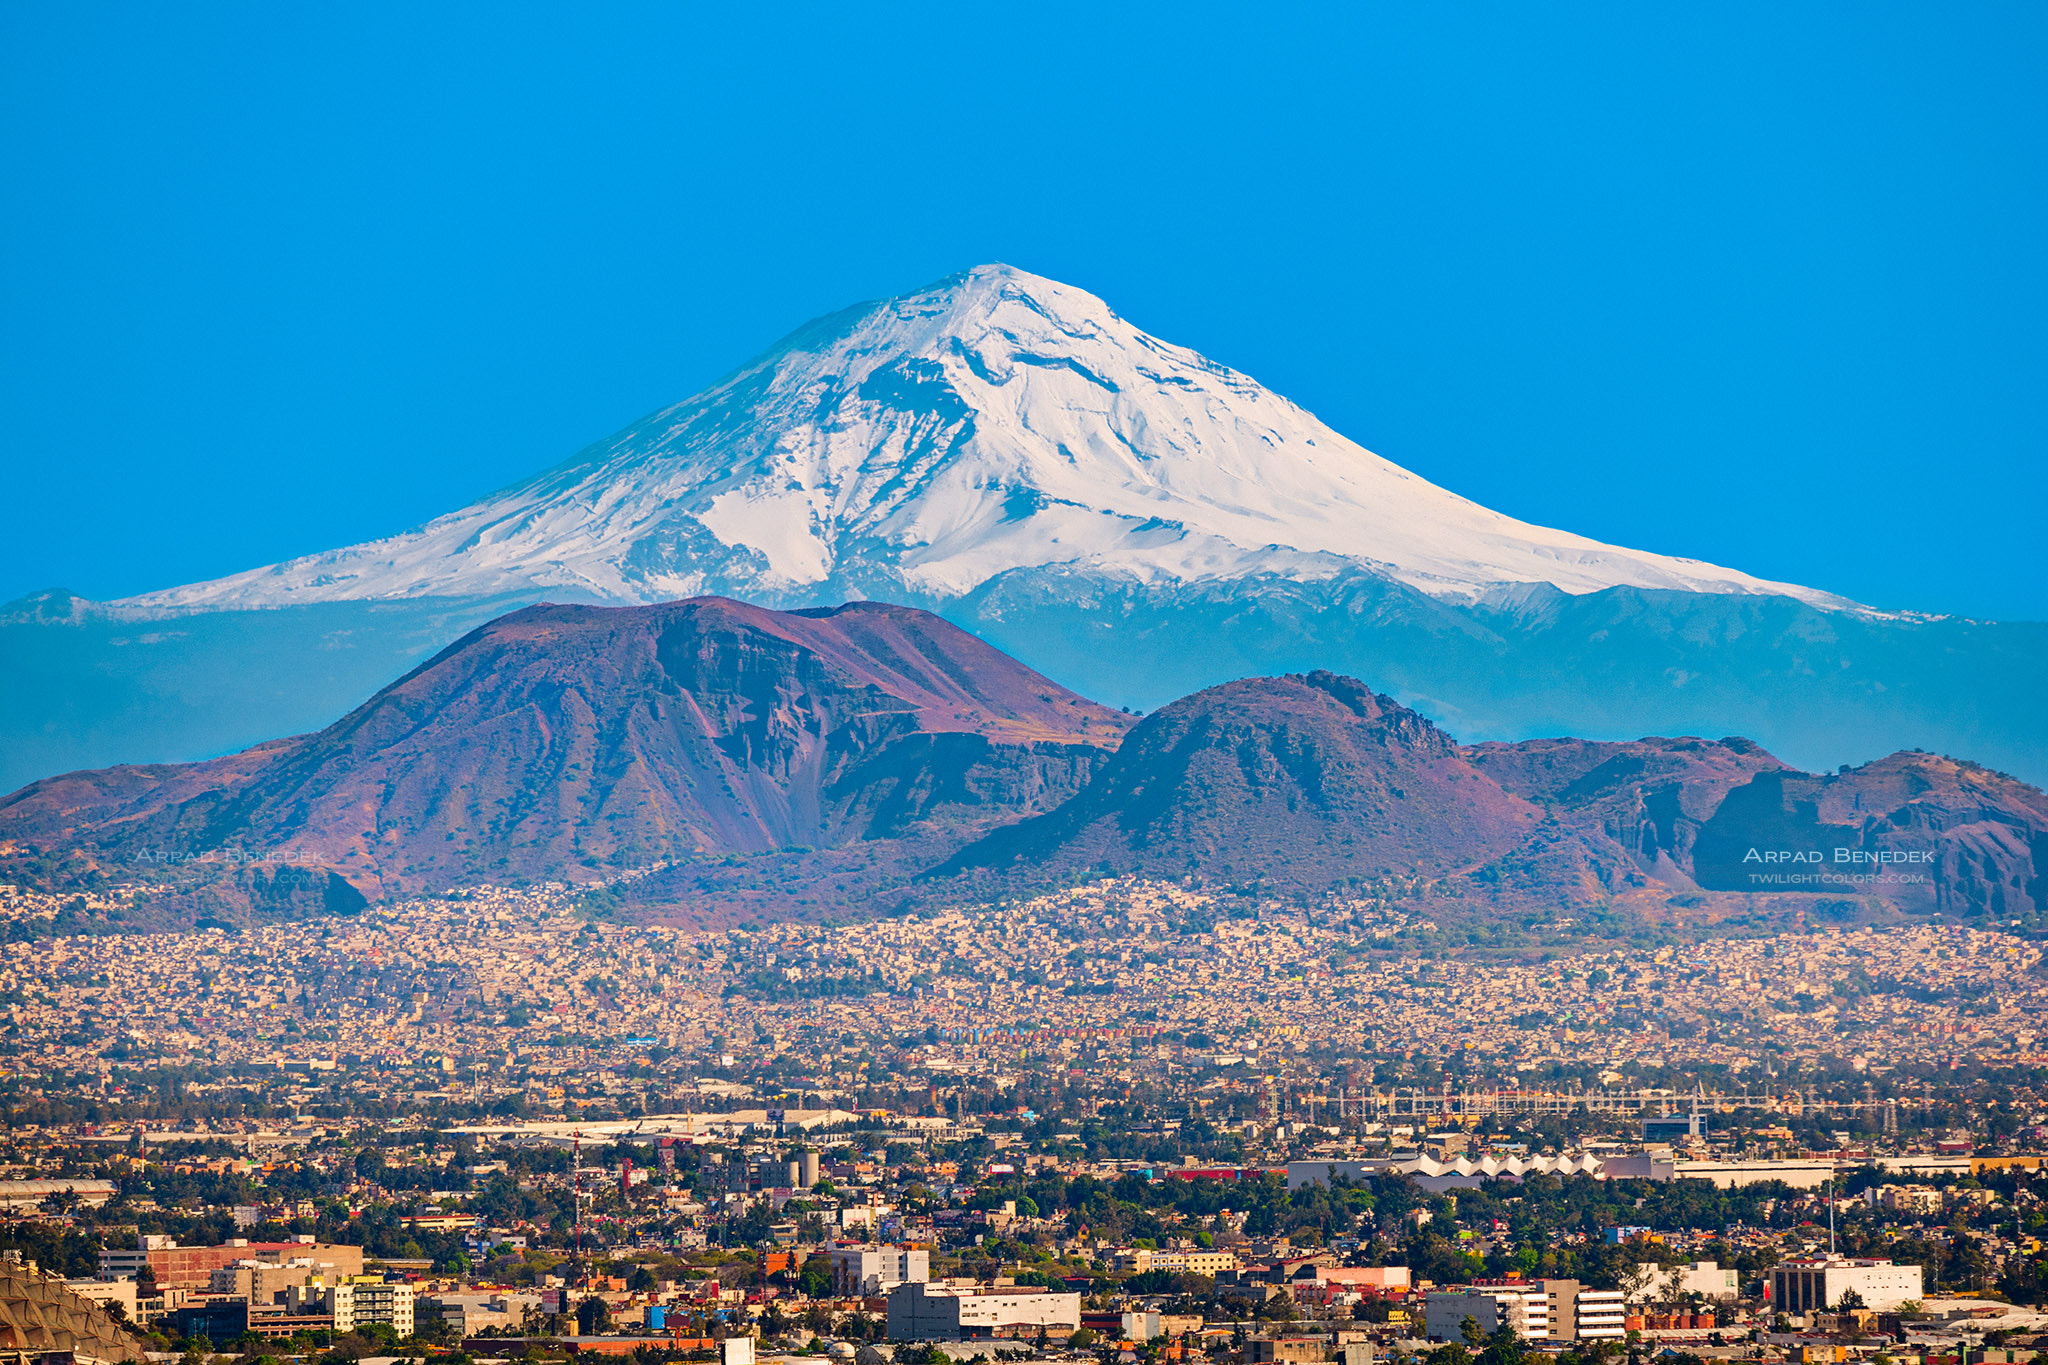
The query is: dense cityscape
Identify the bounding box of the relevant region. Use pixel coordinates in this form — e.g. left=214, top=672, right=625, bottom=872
left=7, top=878, right=2048, bottom=1365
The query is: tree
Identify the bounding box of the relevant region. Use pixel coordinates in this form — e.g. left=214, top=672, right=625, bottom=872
left=1477, top=1324, right=1526, bottom=1365
left=576, top=1296, right=611, bottom=1335
left=1834, top=1289, right=1866, bottom=1312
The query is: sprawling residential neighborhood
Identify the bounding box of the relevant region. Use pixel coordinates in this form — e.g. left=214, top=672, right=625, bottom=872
left=7, top=879, right=2048, bottom=1365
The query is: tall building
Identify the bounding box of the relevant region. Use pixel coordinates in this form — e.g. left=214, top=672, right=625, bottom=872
left=1770, top=1259, right=1922, bottom=1314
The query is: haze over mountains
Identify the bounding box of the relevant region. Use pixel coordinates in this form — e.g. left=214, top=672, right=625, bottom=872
left=3, top=265, right=2042, bottom=794
left=3, top=598, right=2042, bottom=931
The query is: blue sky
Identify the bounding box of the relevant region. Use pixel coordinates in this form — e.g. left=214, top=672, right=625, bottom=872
left=3, top=4, right=2043, bottom=618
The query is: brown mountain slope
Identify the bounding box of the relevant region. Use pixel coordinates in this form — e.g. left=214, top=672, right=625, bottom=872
left=9, top=615, right=2042, bottom=929
left=1458, top=736, right=2048, bottom=917
left=936, top=670, right=1542, bottom=891
left=0, top=598, right=1130, bottom=912
left=1460, top=735, right=1790, bottom=892
left=937, top=674, right=2048, bottom=924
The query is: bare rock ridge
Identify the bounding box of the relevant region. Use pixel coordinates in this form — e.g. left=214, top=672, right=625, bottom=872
left=937, top=671, right=1544, bottom=888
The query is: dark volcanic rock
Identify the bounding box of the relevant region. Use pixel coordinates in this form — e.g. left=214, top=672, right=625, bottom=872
left=9, top=606, right=2043, bottom=929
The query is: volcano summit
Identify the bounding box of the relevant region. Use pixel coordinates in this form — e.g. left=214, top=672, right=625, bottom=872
left=128, top=265, right=1846, bottom=614
left=5, top=266, right=2041, bottom=792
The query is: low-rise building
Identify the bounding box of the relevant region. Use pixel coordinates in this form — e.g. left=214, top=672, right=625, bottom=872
left=1540, top=1281, right=1625, bottom=1342
left=830, top=1245, right=930, bottom=1297
left=288, top=1277, right=414, bottom=1335
left=1769, top=1258, right=1923, bottom=1314
left=64, top=1277, right=138, bottom=1320
left=1112, top=1248, right=1241, bottom=1277
left=1637, top=1260, right=1740, bottom=1302
left=886, top=1280, right=1080, bottom=1340
left=99, top=1235, right=363, bottom=1290
left=1872, top=1185, right=1944, bottom=1215
left=1425, top=1284, right=1549, bottom=1342
left=1321, top=1267, right=1410, bottom=1294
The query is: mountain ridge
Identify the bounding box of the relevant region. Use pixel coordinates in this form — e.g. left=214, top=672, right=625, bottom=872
left=0, top=597, right=1131, bottom=916
left=6, top=599, right=2043, bottom=933
left=3, top=266, right=2041, bottom=796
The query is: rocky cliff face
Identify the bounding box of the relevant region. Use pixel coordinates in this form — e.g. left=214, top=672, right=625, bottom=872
left=1467, top=734, right=1790, bottom=883
left=1686, top=751, right=2048, bottom=916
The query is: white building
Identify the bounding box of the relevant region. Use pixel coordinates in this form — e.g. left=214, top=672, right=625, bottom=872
left=0, top=1179, right=118, bottom=1211
left=830, top=1245, right=930, bottom=1296
left=1637, top=1260, right=1740, bottom=1302
left=1769, top=1259, right=1923, bottom=1314
left=65, top=1278, right=139, bottom=1320
left=1425, top=1285, right=1550, bottom=1342
left=886, top=1281, right=1081, bottom=1340
left=1287, top=1155, right=1603, bottom=1194
left=97, top=1233, right=175, bottom=1281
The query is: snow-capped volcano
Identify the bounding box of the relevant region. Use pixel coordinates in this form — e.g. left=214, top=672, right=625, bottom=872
left=125, top=264, right=1851, bottom=614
